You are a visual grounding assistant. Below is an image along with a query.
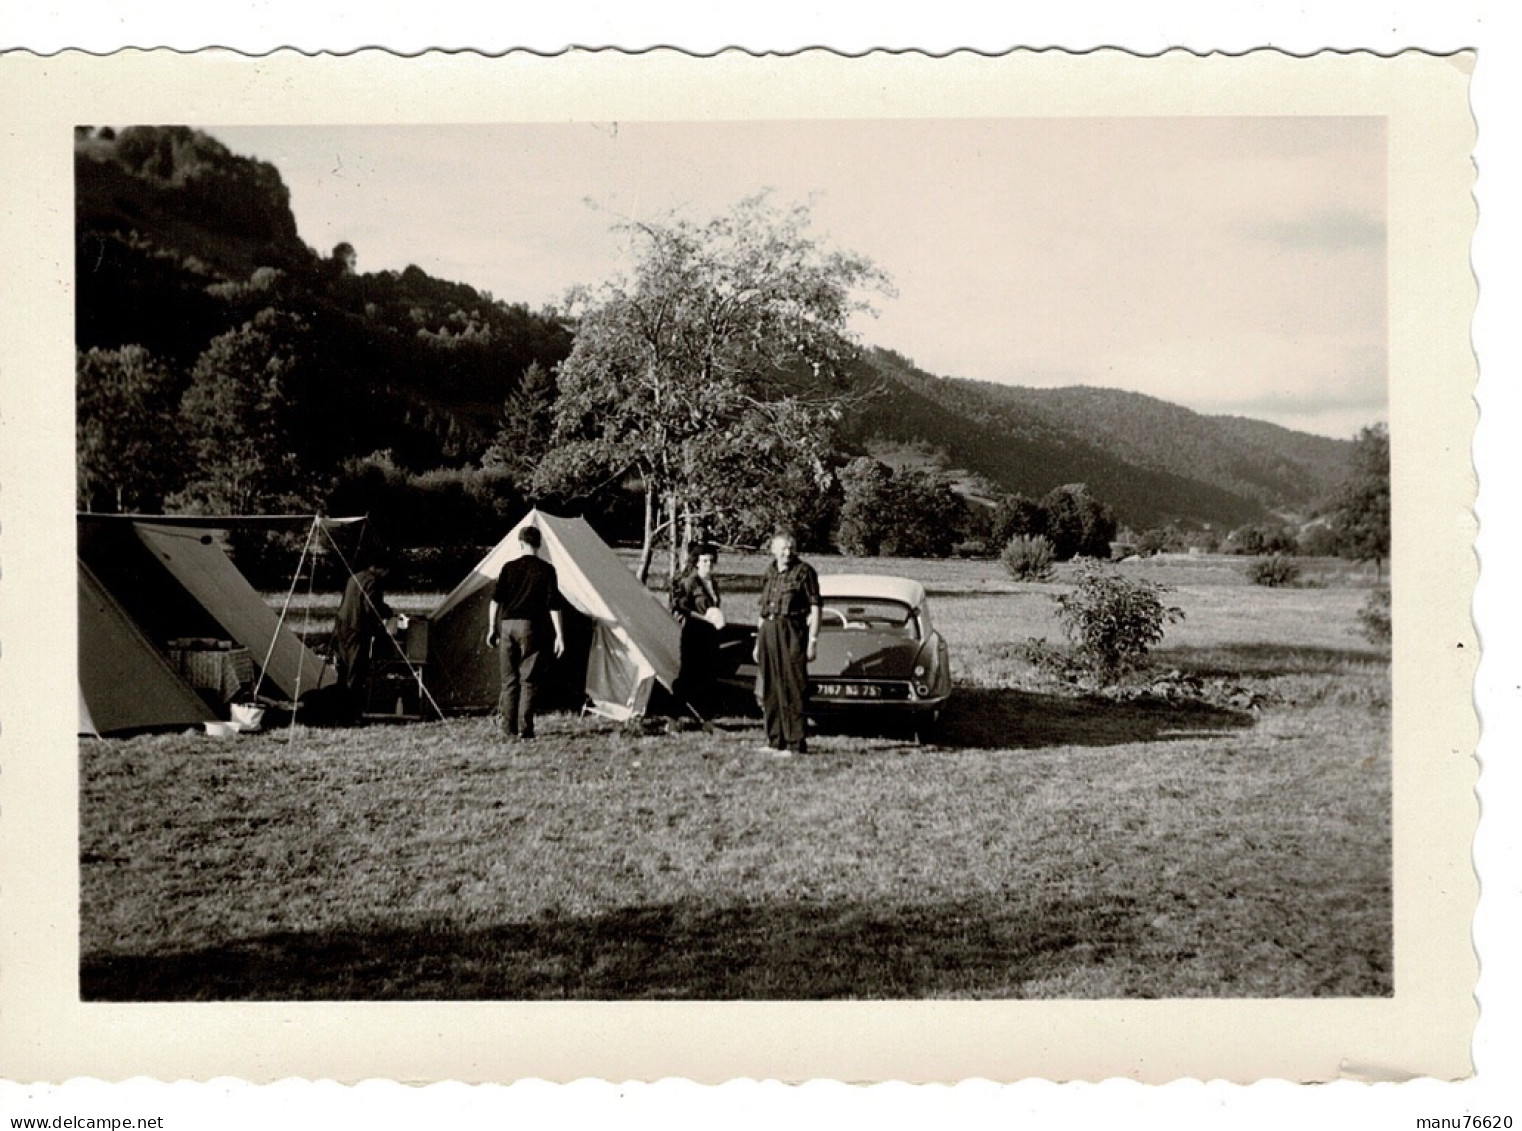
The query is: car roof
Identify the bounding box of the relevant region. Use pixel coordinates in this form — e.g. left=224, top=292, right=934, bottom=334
left=819, top=573, right=927, bottom=608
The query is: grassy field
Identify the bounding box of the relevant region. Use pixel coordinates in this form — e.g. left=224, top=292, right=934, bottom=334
left=79, top=554, right=1390, bottom=1000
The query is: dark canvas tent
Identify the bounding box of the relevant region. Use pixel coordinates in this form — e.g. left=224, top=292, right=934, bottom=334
left=77, top=517, right=339, bottom=733
left=78, top=560, right=213, bottom=736
left=425, top=509, right=682, bottom=719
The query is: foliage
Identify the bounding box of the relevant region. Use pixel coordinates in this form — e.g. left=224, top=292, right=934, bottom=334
left=1246, top=554, right=1302, bottom=588
left=1040, top=484, right=1117, bottom=561
left=75, top=124, right=1359, bottom=558
left=1358, top=586, right=1392, bottom=644
left=848, top=348, right=1353, bottom=533
left=832, top=458, right=962, bottom=558
left=1331, top=424, right=1391, bottom=575
left=1000, top=534, right=1056, bottom=582
left=1228, top=523, right=1299, bottom=556
left=880, top=468, right=961, bottom=558
left=684, top=397, right=843, bottom=552
left=988, top=492, right=1046, bottom=547
left=1134, top=527, right=1172, bottom=557
left=172, top=309, right=311, bottom=513
left=76, top=126, right=575, bottom=509
left=1054, top=562, right=1185, bottom=681
left=481, top=360, right=558, bottom=487
left=986, top=487, right=1117, bottom=562
left=1020, top=636, right=1083, bottom=682
left=325, top=451, right=524, bottom=550
left=76, top=345, right=187, bottom=512
left=541, top=195, right=892, bottom=579
left=835, top=457, right=895, bottom=555
left=1296, top=522, right=1342, bottom=557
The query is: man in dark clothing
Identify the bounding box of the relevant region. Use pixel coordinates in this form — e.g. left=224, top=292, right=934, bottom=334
left=754, top=530, right=821, bottom=755
left=671, top=542, right=723, bottom=717
left=487, top=526, right=564, bottom=739
left=334, top=556, right=394, bottom=711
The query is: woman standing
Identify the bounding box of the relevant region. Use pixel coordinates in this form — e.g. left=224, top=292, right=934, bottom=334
left=670, top=542, right=724, bottom=717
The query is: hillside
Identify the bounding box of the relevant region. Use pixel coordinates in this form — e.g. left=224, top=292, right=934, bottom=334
left=75, top=125, right=573, bottom=473
left=842, top=349, right=1352, bottom=529
left=75, top=126, right=1354, bottom=532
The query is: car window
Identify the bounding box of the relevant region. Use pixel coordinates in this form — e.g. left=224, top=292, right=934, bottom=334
left=819, top=598, right=919, bottom=638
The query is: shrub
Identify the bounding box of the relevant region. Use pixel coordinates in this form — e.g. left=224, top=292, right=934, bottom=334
left=1358, top=586, right=1391, bottom=644
left=1055, top=562, right=1184, bottom=681
left=1001, top=534, right=1056, bottom=581
left=1022, top=636, right=1082, bottom=682
left=1246, top=554, right=1301, bottom=588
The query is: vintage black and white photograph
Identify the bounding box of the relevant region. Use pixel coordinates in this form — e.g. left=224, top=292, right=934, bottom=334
left=0, top=46, right=1481, bottom=1087
left=72, top=112, right=1399, bottom=1002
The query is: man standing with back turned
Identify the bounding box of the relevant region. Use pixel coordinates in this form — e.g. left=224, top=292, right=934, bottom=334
left=487, top=526, right=564, bottom=740
left=754, top=529, right=821, bottom=756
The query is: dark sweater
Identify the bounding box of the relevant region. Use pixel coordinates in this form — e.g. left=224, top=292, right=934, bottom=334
left=492, top=556, right=561, bottom=621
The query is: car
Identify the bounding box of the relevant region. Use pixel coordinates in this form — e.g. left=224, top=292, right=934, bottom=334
left=716, top=573, right=952, bottom=741
left=808, top=574, right=952, bottom=740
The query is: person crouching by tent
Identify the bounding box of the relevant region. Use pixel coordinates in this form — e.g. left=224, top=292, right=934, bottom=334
left=333, top=549, right=395, bottom=713
left=486, top=525, right=565, bottom=740
left=671, top=541, right=725, bottom=718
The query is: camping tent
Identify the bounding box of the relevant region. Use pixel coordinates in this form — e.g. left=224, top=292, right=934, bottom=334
left=78, top=560, right=214, bottom=736
left=425, top=510, right=682, bottom=719
left=77, top=516, right=339, bottom=734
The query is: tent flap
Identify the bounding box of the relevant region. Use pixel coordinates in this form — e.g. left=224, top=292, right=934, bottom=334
left=131, top=524, right=334, bottom=700
left=78, top=561, right=213, bottom=735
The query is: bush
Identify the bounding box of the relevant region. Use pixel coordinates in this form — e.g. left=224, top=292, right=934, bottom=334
left=1228, top=523, right=1299, bottom=556
left=1022, top=636, right=1083, bottom=682
left=1055, top=562, right=1184, bottom=681
left=1358, top=586, right=1391, bottom=644
left=1246, top=554, right=1301, bottom=588
left=1001, top=534, right=1056, bottom=581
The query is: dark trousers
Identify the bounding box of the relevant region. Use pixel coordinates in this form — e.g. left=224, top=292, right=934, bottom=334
left=674, top=618, right=720, bottom=717
left=498, top=618, right=547, bottom=736
left=757, top=616, right=809, bottom=750
left=335, top=632, right=375, bottom=714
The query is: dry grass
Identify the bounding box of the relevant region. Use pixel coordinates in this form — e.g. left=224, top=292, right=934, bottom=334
left=79, top=555, right=1390, bottom=1000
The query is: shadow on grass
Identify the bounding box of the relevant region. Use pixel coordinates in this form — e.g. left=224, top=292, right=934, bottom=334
left=938, top=688, right=1254, bottom=751
left=1158, top=642, right=1389, bottom=678
left=81, top=892, right=1148, bottom=1001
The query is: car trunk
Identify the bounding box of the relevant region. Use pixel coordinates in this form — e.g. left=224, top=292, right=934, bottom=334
left=812, top=633, right=921, bottom=680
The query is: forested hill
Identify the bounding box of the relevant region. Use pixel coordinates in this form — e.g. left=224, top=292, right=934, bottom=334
left=76, top=125, right=1353, bottom=532
left=75, top=125, right=573, bottom=483
left=843, top=349, right=1352, bottom=528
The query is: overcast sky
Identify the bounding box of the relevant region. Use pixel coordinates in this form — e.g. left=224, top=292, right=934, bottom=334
left=214, top=119, right=1385, bottom=439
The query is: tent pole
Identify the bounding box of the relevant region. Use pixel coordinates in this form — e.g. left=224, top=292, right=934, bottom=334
left=286, top=516, right=322, bottom=746
left=257, top=516, right=318, bottom=701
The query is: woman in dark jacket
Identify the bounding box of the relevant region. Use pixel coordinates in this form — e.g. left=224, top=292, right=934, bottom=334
left=670, top=542, right=723, bottom=717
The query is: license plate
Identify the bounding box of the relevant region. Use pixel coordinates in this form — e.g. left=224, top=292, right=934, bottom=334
left=814, top=682, right=885, bottom=699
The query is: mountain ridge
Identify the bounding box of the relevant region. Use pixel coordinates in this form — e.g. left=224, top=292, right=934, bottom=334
left=75, top=125, right=1356, bottom=531
left=844, top=349, right=1351, bottom=528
